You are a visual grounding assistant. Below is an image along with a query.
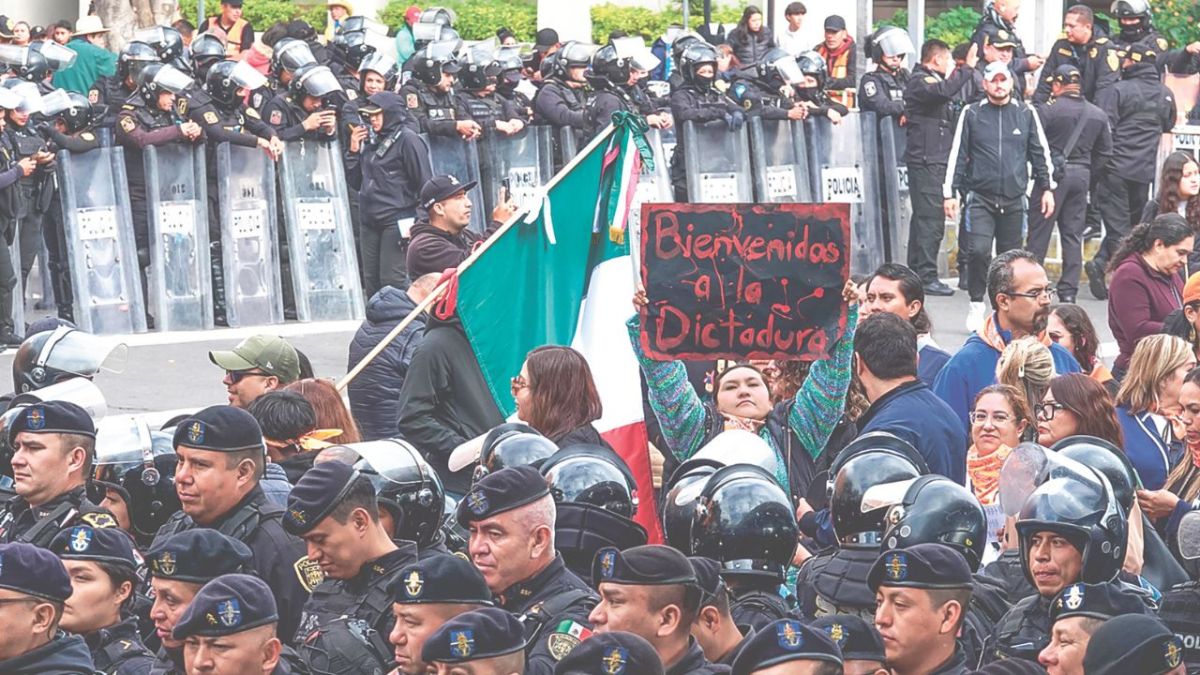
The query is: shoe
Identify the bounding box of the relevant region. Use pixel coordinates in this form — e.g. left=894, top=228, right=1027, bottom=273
left=1082, top=225, right=1102, bottom=240
left=957, top=275, right=968, bottom=290
left=924, top=281, right=955, bottom=297
left=966, top=302, right=987, bottom=333
left=1085, top=260, right=1108, bottom=300
left=0, top=332, right=24, bottom=347
left=1058, top=293, right=1077, bottom=305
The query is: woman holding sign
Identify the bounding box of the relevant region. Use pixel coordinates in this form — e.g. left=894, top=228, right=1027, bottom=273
left=629, top=279, right=859, bottom=503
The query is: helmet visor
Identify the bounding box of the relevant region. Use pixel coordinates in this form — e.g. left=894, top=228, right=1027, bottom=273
left=6, top=81, right=43, bottom=114
left=0, top=44, right=28, bottom=69
left=773, top=55, right=805, bottom=84
left=278, top=40, right=317, bottom=72
left=347, top=439, right=423, bottom=479
left=359, top=52, right=397, bottom=78
left=876, top=29, right=916, bottom=58
left=298, top=65, right=343, bottom=97
left=39, top=88, right=73, bottom=117
left=1019, top=475, right=1107, bottom=525
left=152, top=64, right=194, bottom=94
left=1177, top=510, right=1200, bottom=560
left=132, top=26, right=168, bottom=47
left=560, top=42, right=598, bottom=65
left=34, top=41, right=77, bottom=70
left=94, top=415, right=155, bottom=468
left=33, top=327, right=129, bottom=380
left=230, top=59, right=267, bottom=91
left=0, top=88, right=19, bottom=110
left=860, top=477, right=919, bottom=513
left=413, top=22, right=445, bottom=43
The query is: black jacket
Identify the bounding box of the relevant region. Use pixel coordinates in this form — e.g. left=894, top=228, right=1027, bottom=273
left=533, top=78, right=591, bottom=130
left=348, top=285, right=428, bottom=441
left=729, top=76, right=798, bottom=120
left=87, top=616, right=155, bottom=674
left=500, top=556, right=599, bottom=675
left=553, top=423, right=610, bottom=448
left=903, top=64, right=975, bottom=166
left=860, top=67, right=909, bottom=118
left=262, top=91, right=334, bottom=142
left=1034, top=92, right=1112, bottom=173
left=945, top=98, right=1055, bottom=200
left=727, top=25, right=774, bottom=66
left=395, top=317, right=504, bottom=493
left=345, top=92, right=432, bottom=227
left=406, top=220, right=499, bottom=280
left=0, top=631, right=96, bottom=674
left=1033, top=36, right=1120, bottom=104
left=1100, top=62, right=1175, bottom=182
left=399, top=80, right=460, bottom=138
left=970, top=8, right=1030, bottom=93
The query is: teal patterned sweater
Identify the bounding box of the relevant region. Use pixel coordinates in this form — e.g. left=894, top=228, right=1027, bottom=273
left=626, top=305, right=858, bottom=489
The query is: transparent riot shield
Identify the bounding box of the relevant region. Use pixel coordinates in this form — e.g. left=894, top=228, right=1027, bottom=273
left=748, top=117, right=812, bottom=203
left=421, top=133, right=487, bottom=234
left=478, top=126, right=553, bottom=218
left=874, top=112, right=912, bottom=264
left=56, top=146, right=147, bottom=335
left=680, top=119, right=753, bottom=203
left=215, top=143, right=284, bottom=328
left=805, top=112, right=884, bottom=273
left=277, top=136, right=365, bottom=323
left=558, top=126, right=580, bottom=168
left=143, top=143, right=212, bottom=331
left=8, top=244, right=19, bottom=335
left=630, top=127, right=672, bottom=226
left=660, top=126, right=677, bottom=171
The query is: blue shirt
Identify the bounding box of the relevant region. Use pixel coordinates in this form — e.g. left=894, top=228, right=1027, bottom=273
left=858, top=380, right=970, bottom=484
left=1116, top=405, right=1173, bottom=490
left=918, top=342, right=952, bottom=388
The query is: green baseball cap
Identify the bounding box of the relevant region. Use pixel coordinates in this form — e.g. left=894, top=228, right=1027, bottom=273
left=208, top=335, right=301, bottom=383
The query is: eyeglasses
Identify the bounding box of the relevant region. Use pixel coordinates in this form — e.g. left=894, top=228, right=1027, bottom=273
left=1005, top=286, right=1057, bottom=300
left=1036, top=402, right=1068, bottom=420
left=226, top=369, right=270, bottom=384
left=969, top=411, right=1014, bottom=425
left=510, top=375, right=529, bottom=397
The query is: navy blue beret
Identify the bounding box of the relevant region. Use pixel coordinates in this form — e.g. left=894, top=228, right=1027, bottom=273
left=688, top=556, right=727, bottom=606
left=50, top=525, right=138, bottom=570
left=0, top=542, right=73, bottom=602
left=8, top=400, right=95, bottom=444
left=810, top=614, right=885, bottom=662
left=731, top=618, right=844, bottom=675
left=172, top=574, right=279, bottom=639
left=146, top=529, right=253, bottom=583
left=388, top=553, right=494, bottom=606
left=1084, top=614, right=1185, bottom=675
left=421, top=606, right=525, bottom=663
left=592, top=545, right=696, bottom=588
left=172, top=405, right=264, bottom=453
left=554, top=630, right=664, bottom=675
left=456, top=465, right=549, bottom=527
left=867, top=543, right=973, bottom=592
left=284, top=460, right=365, bottom=534
left=1050, top=582, right=1151, bottom=624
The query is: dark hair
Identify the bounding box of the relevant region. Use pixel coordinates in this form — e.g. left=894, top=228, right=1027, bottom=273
left=952, top=42, right=971, bottom=62
left=1066, top=4, right=1094, bottom=24
left=987, top=249, right=1040, bottom=310
left=870, top=262, right=933, bottom=333
left=737, top=5, right=764, bottom=32
left=522, top=346, right=603, bottom=443
left=1050, top=304, right=1099, bottom=371
left=922, top=39, right=951, bottom=63
left=854, top=312, right=919, bottom=380
left=95, top=559, right=139, bottom=614
left=785, top=2, right=808, bottom=16
left=1107, top=214, right=1194, bottom=274
left=973, top=383, right=1034, bottom=431
left=284, top=378, right=361, bottom=445
left=328, top=475, right=380, bottom=524
left=248, top=390, right=316, bottom=442
left=53, top=19, right=72, bottom=30
left=261, top=22, right=289, bottom=48
left=1047, top=374, right=1124, bottom=447
left=296, top=349, right=315, bottom=380
left=171, top=19, right=194, bottom=37
left=1156, top=152, right=1200, bottom=235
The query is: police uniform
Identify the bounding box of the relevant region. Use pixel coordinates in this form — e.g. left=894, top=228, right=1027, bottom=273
left=41, top=125, right=102, bottom=322
left=0, top=126, right=23, bottom=339
left=6, top=114, right=54, bottom=299
left=809, top=614, right=886, bottom=668
left=50, top=525, right=156, bottom=674
left=971, top=6, right=1031, bottom=94
left=554, top=630, right=666, bottom=675
left=261, top=90, right=331, bottom=142
left=796, top=546, right=878, bottom=621
left=860, top=66, right=909, bottom=118
left=282, top=461, right=419, bottom=662
left=151, top=406, right=315, bottom=642
left=990, top=590, right=1053, bottom=663
left=495, top=82, right=534, bottom=123
left=730, top=618, right=842, bottom=675
left=532, top=77, right=590, bottom=131
left=689, top=557, right=751, bottom=665
left=90, top=74, right=137, bottom=131
left=1083, top=613, right=1186, bottom=675
left=399, top=78, right=461, bottom=138
left=1033, top=36, right=1120, bottom=104
left=667, top=78, right=740, bottom=201
left=0, top=401, right=114, bottom=547
left=1159, top=580, right=1200, bottom=672
left=422, top=606, right=526, bottom=668
left=728, top=75, right=799, bottom=120
left=0, top=542, right=97, bottom=673
left=457, top=467, right=597, bottom=673
left=454, top=86, right=518, bottom=130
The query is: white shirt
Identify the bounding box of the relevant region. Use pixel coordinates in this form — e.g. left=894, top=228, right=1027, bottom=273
left=778, top=26, right=807, bottom=56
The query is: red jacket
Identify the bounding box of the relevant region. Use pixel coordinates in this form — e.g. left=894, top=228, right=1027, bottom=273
left=1108, top=253, right=1184, bottom=370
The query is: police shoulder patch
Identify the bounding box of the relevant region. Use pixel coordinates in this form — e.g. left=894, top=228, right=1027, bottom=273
left=176, top=98, right=188, bottom=116
left=88, top=89, right=99, bottom=104
left=547, top=632, right=581, bottom=660
left=1158, top=37, right=1168, bottom=50
left=1107, top=50, right=1119, bottom=72
left=246, top=107, right=261, bottom=119
left=203, top=111, right=219, bottom=125
left=1096, top=36, right=1109, bottom=44
left=269, top=109, right=282, bottom=126
left=294, top=557, right=324, bottom=592
left=119, top=116, right=136, bottom=133
left=81, top=132, right=95, bottom=142
left=863, top=80, right=877, bottom=98
left=1058, top=48, right=1072, bottom=56
left=406, top=93, right=419, bottom=109
left=1088, top=47, right=1098, bottom=59
left=346, top=89, right=357, bottom=100
left=924, top=76, right=937, bottom=84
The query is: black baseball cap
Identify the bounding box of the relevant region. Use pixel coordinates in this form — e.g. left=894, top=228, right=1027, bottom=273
left=824, top=15, right=846, bottom=31
left=419, top=175, right=478, bottom=210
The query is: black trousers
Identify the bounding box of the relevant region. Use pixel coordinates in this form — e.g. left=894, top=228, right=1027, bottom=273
left=1096, top=172, right=1150, bottom=265
left=965, top=192, right=1027, bottom=301
left=1027, top=167, right=1090, bottom=295
left=360, top=222, right=410, bottom=297
left=906, top=162, right=948, bottom=285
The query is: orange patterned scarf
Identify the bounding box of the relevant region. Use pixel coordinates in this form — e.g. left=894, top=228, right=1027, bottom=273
left=967, top=443, right=1013, bottom=506
left=978, top=312, right=1052, bottom=353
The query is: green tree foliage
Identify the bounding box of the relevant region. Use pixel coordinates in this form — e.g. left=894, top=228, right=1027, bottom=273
left=379, top=0, right=537, bottom=40
left=590, top=2, right=742, bottom=45
left=874, top=7, right=982, bottom=49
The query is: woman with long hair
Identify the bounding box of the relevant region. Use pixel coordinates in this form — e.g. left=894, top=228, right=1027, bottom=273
left=1035, top=373, right=1124, bottom=448
left=1114, top=334, right=1197, bottom=490
left=1047, top=303, right=1114, bottom=389
left=1137, top=367, right=1200, bottom=524
left=284, top=378, right=361, bottom=446
left=512, top=345, right=606, bottom=447
left=1142, top=151, right=1200, bottom=276
left=1107, top=215, right=1194, bottom=377
left=967, top=384, right=1032, bottom=552
left=726, top=5, right=773, bottom=66
left=995, top=337, right=1053, bottom=442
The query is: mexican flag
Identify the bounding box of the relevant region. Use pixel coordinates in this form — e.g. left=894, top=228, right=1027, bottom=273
left=452, top=115, right=663, bottom=543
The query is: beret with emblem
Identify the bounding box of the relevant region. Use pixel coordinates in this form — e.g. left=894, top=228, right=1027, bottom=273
left=455, top=465, right=549, bottom=527
left=1050, top=582, right=1150, bottom=624
left=810, top=614, right=885, bottom=662
left=8, top=400, right=96, bottom=445
left=553, top=630, right=664, bottom=675
left=145, top=529, right=253, bottom=583
left=592, top=544, right=696, bottom=588
left=1084, top=614, right=1185, bottom=675
left=173, top=573, right=279, bottom=639
left=0, top=542, right=73, bottom=602
left=283, top=460, right=365, bottom=535
left=731, top=618, right=843, bottom=675
left=688, top=556, right=727, bottom=607
left=421, top=606, right=525, bottom=664
left=50, top=525, right=138, bottom=570
left=867, top=543, right=973, bottom=592
left=172, top=405, right=264, bottom=453
left=388, top=554, right=494, bottom=606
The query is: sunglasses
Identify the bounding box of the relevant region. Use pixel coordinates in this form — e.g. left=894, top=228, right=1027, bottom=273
left=510, top=375, right=529, bottom=397
left=226, top=369, right=271, bottom=384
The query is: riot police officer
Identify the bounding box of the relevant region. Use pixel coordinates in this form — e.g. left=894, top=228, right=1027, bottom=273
left=455, top=44, right=527, bottom=137
left=91, top=422, right=180, bottom=549
left=189, top=34, right=226, bottom=83
left=91, top=41, right=158, bottom=131
left=259, top=36, right=317, bottom=112
left=0, top=89, right=34, bottom=344
left=471, top=423, right=558, bottom=481
left=4, top=82, right=57, bottom=294
left=860, top=26, right=914, bottom=119
left=534, top=41, right=595, bottom=166
left=459, top=466, right=596, bottom=673
left=1032, top=6, right=1119, bottom=104
left=494, top=45, right=535, bottom=123
left=687, top=556, right=746, bottom=666
left=329, top=28, right=375, bottom=99
left=151, top=405, right=314, bottom=641
left=794, top=50, right=850, bottom=120
left=351, top=439, right=451, bottom=555
left=587, top=38, right=671, bottom=135
left=729, top=48, right=808, bottom=122
left=401, top=39, right=479, bottom=140
left=263, top=63, right=342, bottom=141
left=1108, top=0, right=1199, bottom=72
left=131, top=25, right=191, bottom=75
left=667, top=42, right=741, bottom=201
left=283, top=460, right=417, bottom=671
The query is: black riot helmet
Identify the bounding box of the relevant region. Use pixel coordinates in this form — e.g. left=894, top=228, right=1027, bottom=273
left=30, top=40, right=77, bottom=74
left=91, top=414, right=180, bottom=546
left=866, top=26, right=916, bottom=64
left=410, top=39, right=463, bottom=86
left=796, top=50, right=827, bottom=88
left=8, top=48, right=49, bottom=83
left=190, top=34, right=227, bottom=79
left=136, top=63, right=194, bottom=105
left=541, top=444, right=638, bottom=518
left=691, top=463, right=799, bottom=581
left=132, top=25, right=185, bottom=62
left=1052, top=436, right=1138, bottom=513
left=829, top=432, right=928, bottom=549
left=661, top=458, right=721, bottom=553
left=358, top=52, right=398, bottom=92
left=412, top=8, right=456, bottom=49
left=671, top=33, right=703, bottom=65
left=117, top=41, right=159, bottom=85
left=56, top=92, right=105, bottom=133
left=205, top=59, right=268, bottom=109
left=333, top=29, right=376, bottom=71
left=679, top=42, right=719, bottom=86
left=554, top=501, right=648, bottom=580
left=474, top=423, right=558, bottom=483
left=352, top=439, right=446, bottom=547
left=589, top=44, right=625, bottom=88
left=550, top=41, right=596, bottom=81
left=457, top=43, right=500, bottom=92
left=879, top=475, right=988, bottom=571
left=1111, top=0, right=1152, bottom=39
left=289, top=63, right=343, bottom=100
left=756, top=47, right=803, bottom=85
left=12, top=326, right=127, bottom=394
left=271, top=38, right=317, bottom=81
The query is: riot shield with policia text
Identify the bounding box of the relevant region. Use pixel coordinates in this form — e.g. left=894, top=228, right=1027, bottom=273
left=56, top=145, right=147, bottom=335
left=748, top=116, right=811, bottom=203
left=680, top=119, right=753, bottom=203
left=278, top=136, right=365, bottom=322
left=216, top=143, right=284, bottom=328
left=143, top=142, right=213, bottom=331
left=421, top=132, right=487, bottom=234
left=805, top=112, right=884, bottom=273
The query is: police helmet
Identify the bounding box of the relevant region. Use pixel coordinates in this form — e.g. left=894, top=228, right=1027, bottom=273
left=1112, top=0, right=1153, bottom=38
left=829, top=432, right=928, bottom=548
left=412, top=7, right=456, bottom=48
left=661, top=458, right=721, bottom=553
left=351, top=439, right=446, bottom=547
left=671, top=33, right=703, bottom=65
left=555, top=501, right=648, bottom=581
left=410, top=39, right=463, bottom=86
left=12, top=326, right=127, bottom=394
left=30, top=40, right=76, bottom=75
left=691, top=463, right=799, bottom=581
left=289, top=64, right=343, bottom=100
left=118, top=41, right=159, bottom=84
left=56, top=92, right=105, bottom=134
left=358, top=52, right=398, bottom=92
left=867, top=26, right=916, bottom=63
left=541, top=444, right=638, bottom=518
left=757, top=47, right=803, bottom=85
left=1052, top=436, right=1138, bottom=513
left=333, top=29, right=376, bottom=71
left=206, top=59, right=269, bottom=109
left=190, top=34, right=227, bottom=75
left=457, top=42, right=500, bottom=92
left=550, top=41, right=597, bottom=81
left=136, top=63, right=194, bottom=105
left=679, top=42, right=719, bottom=85
left=271, top=38, right=317, bottom=80
left=495, top=45, right=525, bottom=72
left=0, top=46, right=49, bottom=83
left=133, top=25, right=185, bottom=62
left=474, top=423, right=558, bottom=482
left=879, top=475, right=988, bottom=571
left=688, top=430, right=778, bottom=478
left=796, top=50, right=827, bottom=88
